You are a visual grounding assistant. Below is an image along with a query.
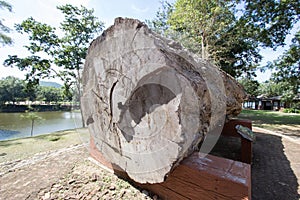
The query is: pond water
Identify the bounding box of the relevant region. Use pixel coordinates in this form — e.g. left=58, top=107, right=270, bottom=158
left=0, top=111, right=82, bottom=141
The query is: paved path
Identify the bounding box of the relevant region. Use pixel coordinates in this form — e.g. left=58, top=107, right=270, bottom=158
left=252, top=127, right=300, bottom=200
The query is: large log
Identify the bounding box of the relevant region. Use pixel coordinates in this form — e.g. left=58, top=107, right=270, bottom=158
left=81, top=18, right=247, bottom=184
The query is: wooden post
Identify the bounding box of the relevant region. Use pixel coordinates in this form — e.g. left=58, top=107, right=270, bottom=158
left=221, top=119, right=253, bottom=164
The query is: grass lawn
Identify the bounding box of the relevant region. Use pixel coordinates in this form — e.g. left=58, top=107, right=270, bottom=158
left=238, top=109, right=300, bottom=134
left=0, top=128, right=89, bottom=163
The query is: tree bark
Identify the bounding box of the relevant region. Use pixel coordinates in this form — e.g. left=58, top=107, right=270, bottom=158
left=76, top=68, right=85, bottom=128
left=31, top=120, right=34, bottom=137
left=81, top=18, right=246, bottom=184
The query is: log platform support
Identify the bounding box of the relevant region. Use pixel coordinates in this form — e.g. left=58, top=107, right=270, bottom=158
left=221, top=119, right=253, bottom=164
left=90, top=119, right=252, bottom=200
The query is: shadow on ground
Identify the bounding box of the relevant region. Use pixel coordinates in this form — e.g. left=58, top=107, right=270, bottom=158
left=210, top=132, right=300, bottom=200
left=252, top=132, right=299, bottom=200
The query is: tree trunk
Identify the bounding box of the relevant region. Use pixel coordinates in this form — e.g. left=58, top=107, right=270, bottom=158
left=31, top=119, right=34, bottom=137
left=76, top=68, right=85, bottom=128
left=81, top=18, right=246, bottom=184
left=201, top=32, right=205, bottom=59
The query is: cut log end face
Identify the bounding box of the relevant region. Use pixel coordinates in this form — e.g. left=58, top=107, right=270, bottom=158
left=81, top=18, right=246, bottom=184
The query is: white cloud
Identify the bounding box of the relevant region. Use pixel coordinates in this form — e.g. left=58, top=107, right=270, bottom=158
left=131, top=4, right=149, bottom=13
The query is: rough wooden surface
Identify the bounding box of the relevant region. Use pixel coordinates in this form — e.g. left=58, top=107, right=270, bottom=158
left=81, top=17, right=246, bottom=183
left=90, top=142, right=251, bottom=200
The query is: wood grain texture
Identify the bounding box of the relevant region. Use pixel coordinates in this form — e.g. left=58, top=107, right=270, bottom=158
left=82, top=18, right=247, bottom=183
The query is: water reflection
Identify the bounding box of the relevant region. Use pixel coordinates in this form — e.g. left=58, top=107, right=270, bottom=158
left=0, top=111, right=82, bottom=141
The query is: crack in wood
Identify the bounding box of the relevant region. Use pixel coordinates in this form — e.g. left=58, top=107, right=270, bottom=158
left=109, top=80, right=119, bottom=130
left=131, top=23, right=143, bottom=44
left=91, top=89, right=108, bottom=106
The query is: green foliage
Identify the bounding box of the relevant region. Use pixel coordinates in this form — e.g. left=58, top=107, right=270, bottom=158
left=0, top=76, right=26, bottom=103
left=238, top=77, right=259, bottom=97
left=0, top=0, right=13, bottom=46
left=148, top=0, right=299, bottom=78
left=0, top=76, right=67, bottom=104
left=169, top=0, right=237, bottom=58
left=238, top=0, right=300, bottom=49
left=21, top=111, right=44, bottom=136
left=258, top=80, right=296, bottom=107
left=259, top=31, right=300, bottom=106
left=293, top=102, right=300, bottom=110
left=4, top=55, right=52, bottom=87
left=4, top=4, right=104, bottom=96
left=15, top=17, right=60, bottom=54
left=54, top=5, right=104, bottom=88
left=4, top=4, right=103, bottom=127
left=36, top=86, right=63, bottom=103
left=267, top=30, right=300, bottom=96
left=258, top=81, right=289, bottom=97
left=149, top=0, right=261, bottom=77
left=146, top=0, right=174, bottom=36
left=283, top=108, right=300, bottom=114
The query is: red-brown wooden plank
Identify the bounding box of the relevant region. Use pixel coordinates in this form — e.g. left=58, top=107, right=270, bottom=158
left=221, top=119, right=253, bottom=164
left=90, top=137, right=251, bottom=200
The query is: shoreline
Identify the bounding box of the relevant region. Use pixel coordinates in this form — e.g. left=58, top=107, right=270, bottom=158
left=0, top=104, right=80, bottom=113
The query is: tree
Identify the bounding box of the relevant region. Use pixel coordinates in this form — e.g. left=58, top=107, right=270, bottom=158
left=149, top=0, right=261, bottom=77
left=21, top=111, right=43, bottom=137
left=238, top=0, right=300, bottom=49
left=0, top=76, right=26, bottom=104
left=238, top=77, right=259, bottom=98
left=148, top=0, right=299, bottom=78
left=258, top=81, right=295, bottom=108
left=4, top=4, right=104, bottom=127
left=169, top=0, right=236, bottom=59
left=267, top=30, right=300, bottom=96
left=146, top=0, right=174, bottom=36
left=0, top=0, right=12, bottom=46
left=258, top=81, right=286, bottom=97
left=239, top=77, right=259, bottom=108
left=37, top=86, right=64, bottom=104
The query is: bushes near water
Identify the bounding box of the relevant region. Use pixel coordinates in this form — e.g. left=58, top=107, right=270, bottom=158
left=0, top=104, right=79, bottom=113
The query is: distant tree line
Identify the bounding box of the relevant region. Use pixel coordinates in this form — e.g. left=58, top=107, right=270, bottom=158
left=238, top=77, right=300, bottom=111
left=0, top=76, right=77, bottom=105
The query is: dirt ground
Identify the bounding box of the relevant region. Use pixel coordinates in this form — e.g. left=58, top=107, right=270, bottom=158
left=251, top=127, right=300, bottom=200
left=0, top=127, right=299, bottom=200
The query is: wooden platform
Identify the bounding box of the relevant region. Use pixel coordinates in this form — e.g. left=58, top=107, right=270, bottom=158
left=89, top=119, right=252, bottom=199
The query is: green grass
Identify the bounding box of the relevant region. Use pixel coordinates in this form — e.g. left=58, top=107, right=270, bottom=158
left=238, top=109, right=300, bottom=133
left=0, top=128, right=89, bottom=163
left=239, top=110, right=300, bottom=125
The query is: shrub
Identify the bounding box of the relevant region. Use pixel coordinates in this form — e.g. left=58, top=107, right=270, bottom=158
left=283, top=108, right=300, bottom=113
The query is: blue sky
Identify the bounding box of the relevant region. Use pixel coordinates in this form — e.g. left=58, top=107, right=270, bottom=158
left=0, top=0, right=297, bottom=83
